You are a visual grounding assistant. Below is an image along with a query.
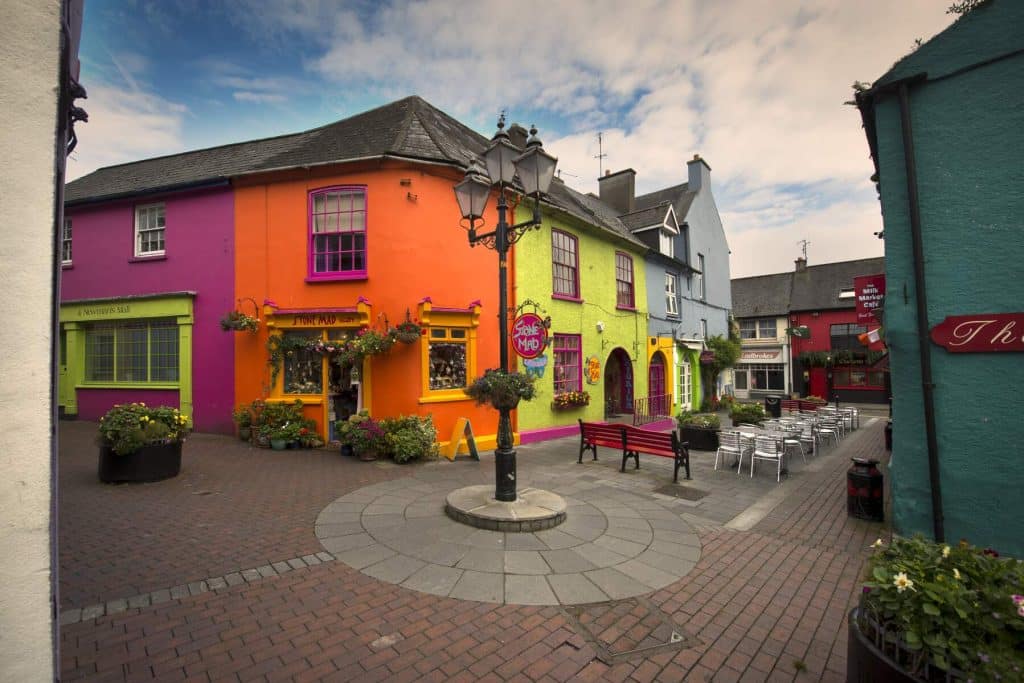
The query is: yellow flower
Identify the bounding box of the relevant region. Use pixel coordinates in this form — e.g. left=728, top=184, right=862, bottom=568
left=942, top=545, right=951, bottom=558
left=893, top=572, right=914, bottom=593
left=953, top=568, right=961, bottom=580
left=140, top=402, right=146, bottom=407
left=870, top=538, right=884, bottom=549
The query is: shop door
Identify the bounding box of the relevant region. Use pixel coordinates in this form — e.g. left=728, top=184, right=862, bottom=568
left=648, top=352, right=666, bottom=415
left=604, top=348, right=633, bottom=415
left=734, top=367, right=749, bottom=399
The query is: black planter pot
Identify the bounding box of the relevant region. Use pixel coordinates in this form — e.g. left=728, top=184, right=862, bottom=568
left=98, top=441, right=182, bottom=483
left=678, top=427, right=719, bottom=451
left=848, top=608, right=921, bottom=683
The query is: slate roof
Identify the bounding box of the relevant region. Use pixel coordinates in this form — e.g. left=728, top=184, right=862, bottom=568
left=732, top=256, right=885, bottom=317
left=66, top=96, right=488, bottom=205
left=546, top=181, right=647, bottom=250
left=789, top=257, right=885, bottom=312
left=731, top=272, right=793, bottom=318
left=635, top=183, right=697, bottom=222
left=618, top=203, right=670, bottom=232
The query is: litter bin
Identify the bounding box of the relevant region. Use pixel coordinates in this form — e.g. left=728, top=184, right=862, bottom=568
left=847, top=458, right=884, bottom=522
left=884, top=420, right=892, bottom=450
left=764, top=395, right=782, bottom=418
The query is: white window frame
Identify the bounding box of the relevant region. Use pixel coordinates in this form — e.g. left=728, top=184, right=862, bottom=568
left=665, top=273, right=678, bottom=316
left=659, top=230, right=674, bottom=258
left=696, top=254, right=706, bottom=300
left=134, top=203, right=166, bottom=257
left=757, top=319, right=776, bottom=339
left=677, top=360, right=691, bottom=410
left=61, top=216, right=72, bottom=264
left=700, top=318, right=708, bottom=340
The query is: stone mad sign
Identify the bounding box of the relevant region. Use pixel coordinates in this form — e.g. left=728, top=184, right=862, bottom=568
left=854, top=273, right=885, bottom=324
left=511, top=312, right=548, bottom=360
left=930, top=313, right=1024, bottom=353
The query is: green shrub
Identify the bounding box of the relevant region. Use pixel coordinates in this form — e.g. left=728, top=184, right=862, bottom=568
left=381, top=415, right=439, bottom=464
left=729, top=402, right=766, bottom=424
left=98, top=403, right=190, bottom=455
left=860, top=535, right=1024, bottom=680
left=677, top=411, right=720, bottom=430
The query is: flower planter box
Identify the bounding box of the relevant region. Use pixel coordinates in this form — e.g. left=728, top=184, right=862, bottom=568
left=678, top=427, right=719, bottom=451
left=98, top=442, right=182, bottom=484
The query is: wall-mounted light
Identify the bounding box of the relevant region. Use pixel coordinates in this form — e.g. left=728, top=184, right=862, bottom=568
left=350, top=365, right=360, bottom=385
left=596, top=321, right=605, bottom=333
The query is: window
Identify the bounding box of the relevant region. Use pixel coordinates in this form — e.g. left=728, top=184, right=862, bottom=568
left=134, top=204, right=165, bottom=257
left=745, top=363, right=786, bottom=391
left=553, top=334, right=581, bottom=393
left=739, top=320, right=757, bottom=339
left=84, top=320, right=179, bottom=383
left=830, top=323, right=867, bottom=351
left=734, top=369, right=748, bottom=390
left=700, top=318, right=708, bottom=340
left=428, top=327, right=468, bottom=390
left=61, top=217, right=72, bottom=264
left=838, top=287, right=855, bottom=299
left=696, top=253, right=705, bottom=300
left=615, top=252, right=634, bottom=308
left=282, top=330, right=323, bottom=394
left=309, top=187, right=367, bottom=279
left=740, top=318, right=778, bottom=340
left=665, top=273, right=678, bottom=316
left=834, top=368, right=886, bottom=388
left=677, top=361, right=691, bottom=408
left=758, top=319, right=775, bottom=338
left=551, top=229, right=579, bottom=299
left=659, top=230, right=674, bottom=258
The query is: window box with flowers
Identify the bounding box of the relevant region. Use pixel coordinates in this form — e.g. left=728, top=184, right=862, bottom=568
left=850, top=535, right=1024, bottom=683
left=97, top=403, right=191, bottom=483
left=552, top=390, right=590, bottom=410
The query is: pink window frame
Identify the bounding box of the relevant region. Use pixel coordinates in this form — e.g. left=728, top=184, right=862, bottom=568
left=551, top=229, right=580, bottom=301
left=615, top=251, right=635, bottom=309
left=307, top=185, right=368, bottom=281
left=553, top=333, right=582, bottom=393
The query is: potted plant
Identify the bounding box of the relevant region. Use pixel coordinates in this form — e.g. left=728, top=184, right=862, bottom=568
left=380, top=415, right=439, bottom=463
left=465, top=369, right=536, bottom=410
left=729, top=401, right=766, bottom=427
left=232, top=404, right=253, bottom=441
left=336, top=411, right=386, bottom=461
left=552, top=390, right=590, bottom=410
left=851, top=536, right=1024, bottom=682
left=677, top=411, right=721, bottom=451
left=219, top=310, right=260, bottom=332
left=97, top=403, right=190, bottom=483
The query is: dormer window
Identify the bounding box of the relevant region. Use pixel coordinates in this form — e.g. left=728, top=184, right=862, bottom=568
left=659, top=230, right=674, bottom=258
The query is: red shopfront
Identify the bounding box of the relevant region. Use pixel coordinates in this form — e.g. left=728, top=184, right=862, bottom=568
left=790, top=309, right=889, bottom=404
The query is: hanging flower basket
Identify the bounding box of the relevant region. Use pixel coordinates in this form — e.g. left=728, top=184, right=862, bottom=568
left=466, top=370, right=536, bottom=410
left=220, top=310, right=259, bottom=333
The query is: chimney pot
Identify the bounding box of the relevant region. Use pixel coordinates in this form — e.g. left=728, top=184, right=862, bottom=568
left=795, top=257, right=807, bottom=272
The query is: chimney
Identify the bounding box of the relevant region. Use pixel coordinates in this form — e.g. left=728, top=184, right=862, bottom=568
left=795, top=257, right=807, bottom=272
left=598, top=168, right=636, bottom=214
left=687, top=153, right=711, bottom=192
left=507, top=123, right=528, bottom=150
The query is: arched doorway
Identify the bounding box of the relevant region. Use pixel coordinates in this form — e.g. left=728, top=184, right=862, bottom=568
left=649, top=351, right=667, bottom=416
left=604, top=348, right=633, bottom=416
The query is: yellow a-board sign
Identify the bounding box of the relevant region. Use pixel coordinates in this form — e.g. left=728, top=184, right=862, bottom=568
left=444, top=417, right=479, bottom=461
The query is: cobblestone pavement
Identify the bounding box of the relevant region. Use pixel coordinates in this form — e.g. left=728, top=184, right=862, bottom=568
left=59, top=416, right=888, bottom=681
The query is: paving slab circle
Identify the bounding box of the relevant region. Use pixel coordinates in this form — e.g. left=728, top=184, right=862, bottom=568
left=315, top=474, right=701, bottom=606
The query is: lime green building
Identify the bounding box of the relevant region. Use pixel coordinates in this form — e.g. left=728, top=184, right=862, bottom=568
left=513, top=180, right=650, bottom=443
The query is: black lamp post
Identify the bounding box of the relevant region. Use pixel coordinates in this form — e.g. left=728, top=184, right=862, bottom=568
left=453, top=117, right=557, bottom=502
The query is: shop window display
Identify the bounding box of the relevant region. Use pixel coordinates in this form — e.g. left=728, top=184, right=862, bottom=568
left=428, top=327, right=467, bottom=390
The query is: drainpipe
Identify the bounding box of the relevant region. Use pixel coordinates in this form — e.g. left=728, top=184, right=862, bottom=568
left=897, top=81, right=944, bottom=542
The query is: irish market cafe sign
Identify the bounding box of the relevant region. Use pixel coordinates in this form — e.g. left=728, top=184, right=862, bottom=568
left=930, top=313, right=1024, bottom=353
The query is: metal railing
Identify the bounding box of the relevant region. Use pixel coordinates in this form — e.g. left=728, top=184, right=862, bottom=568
left=633, top=394, right=671, bottom=426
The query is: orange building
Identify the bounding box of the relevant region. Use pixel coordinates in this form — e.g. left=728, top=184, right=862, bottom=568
left=231, top=98, right=505, bottom=450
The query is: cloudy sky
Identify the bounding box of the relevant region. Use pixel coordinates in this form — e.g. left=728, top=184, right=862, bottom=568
left=70, top=0, right=956, bottom=277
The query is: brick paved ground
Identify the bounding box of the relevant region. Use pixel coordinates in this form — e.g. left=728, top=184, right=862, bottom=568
left=59, top=418, right=889, bottom=681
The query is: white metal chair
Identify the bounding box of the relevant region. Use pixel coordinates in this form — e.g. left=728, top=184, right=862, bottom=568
left=714, top=430, right=745, bottom=471
left=781, top=427, right=806, bottom=464
left=750, top=435, right=784, bottom=482
left=817, top=418, right=841, bottom=448
left=798, top=423, right=818, bottom=457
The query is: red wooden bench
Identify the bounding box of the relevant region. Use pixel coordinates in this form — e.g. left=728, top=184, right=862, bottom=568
left=578, top=420, right=691, bottom=482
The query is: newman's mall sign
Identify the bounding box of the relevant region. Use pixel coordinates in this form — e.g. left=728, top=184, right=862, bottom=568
left=930, top=313, right=1024, bottom=353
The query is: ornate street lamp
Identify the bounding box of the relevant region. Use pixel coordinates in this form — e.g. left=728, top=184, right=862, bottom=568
left=453, top=116, right=557, bottom=502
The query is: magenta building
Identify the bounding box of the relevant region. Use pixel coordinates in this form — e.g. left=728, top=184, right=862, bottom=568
left=59, top=179, right=235, bottom=434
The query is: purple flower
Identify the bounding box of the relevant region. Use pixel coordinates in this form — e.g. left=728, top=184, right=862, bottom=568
left=978, top=652, right=990, bottom=664
left=862, top=587, right=872, bottom=594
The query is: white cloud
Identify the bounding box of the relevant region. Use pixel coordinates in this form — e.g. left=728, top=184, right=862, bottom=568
left=233, top=91, right=288, bottom=103
left=66, top=81, right=188, bottom=180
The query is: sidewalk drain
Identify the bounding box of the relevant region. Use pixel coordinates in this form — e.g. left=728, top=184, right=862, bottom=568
left=561, top=597, right=692, bottom=664
left=654, top=484, right=708, bottom=501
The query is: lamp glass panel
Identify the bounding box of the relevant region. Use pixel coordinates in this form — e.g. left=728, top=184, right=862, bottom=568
left=484, top=139, right=517, bottom=185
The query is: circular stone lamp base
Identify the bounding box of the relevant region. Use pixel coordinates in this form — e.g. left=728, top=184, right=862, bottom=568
left=445, top=485, right=567, bottom=532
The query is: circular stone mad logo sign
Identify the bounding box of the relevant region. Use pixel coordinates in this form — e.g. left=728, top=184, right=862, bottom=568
left=511, top=312, right=548, bottom=359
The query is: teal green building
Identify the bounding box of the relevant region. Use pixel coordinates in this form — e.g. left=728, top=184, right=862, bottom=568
left=856, top=0, right=1024, bottom=556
